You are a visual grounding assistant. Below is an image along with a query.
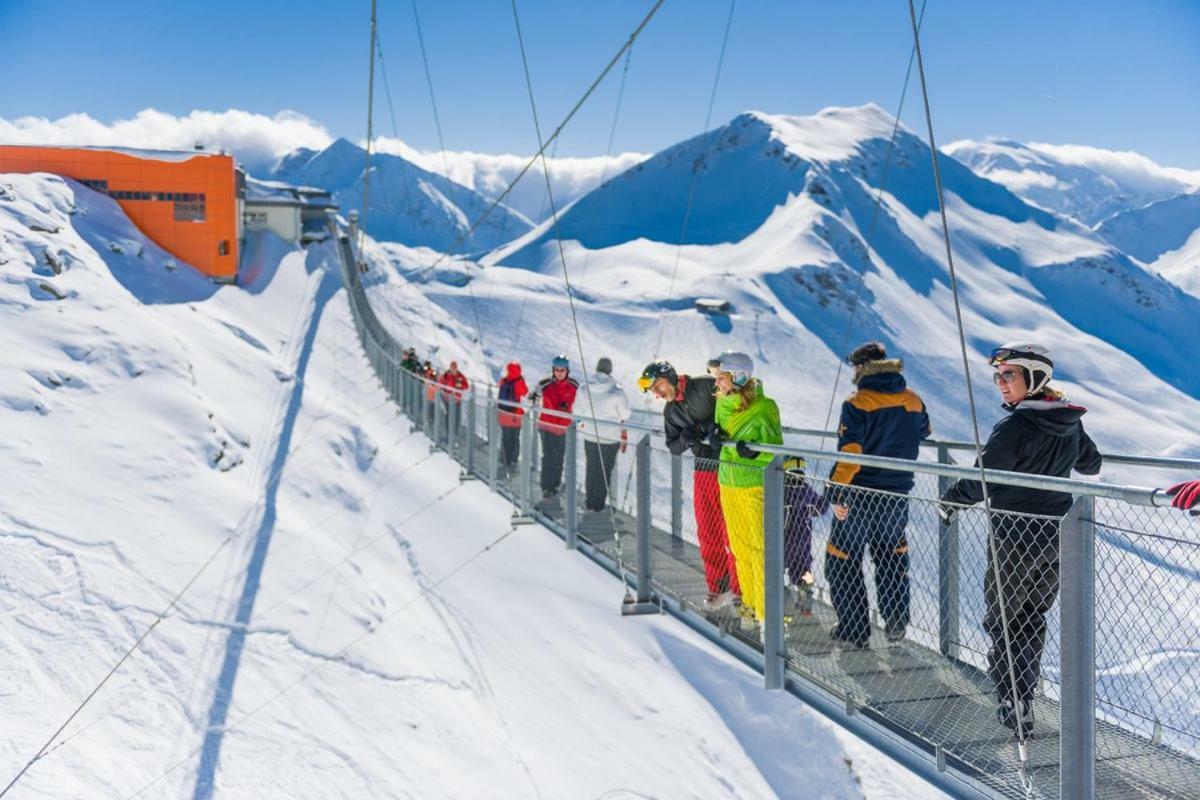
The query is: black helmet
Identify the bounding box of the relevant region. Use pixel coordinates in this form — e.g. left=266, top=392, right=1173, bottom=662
left=638, top=360, right=677, bottom=392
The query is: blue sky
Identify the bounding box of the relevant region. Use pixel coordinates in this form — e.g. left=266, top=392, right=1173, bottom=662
left=2, top=0, right=1198, bottom=167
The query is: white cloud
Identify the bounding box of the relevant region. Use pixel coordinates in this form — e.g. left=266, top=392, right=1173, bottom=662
left=0, top=108, right=333, bottom=172
left=1024, top=141, right=1200, bottom=192
left=372, top=136, right=648, bottom=221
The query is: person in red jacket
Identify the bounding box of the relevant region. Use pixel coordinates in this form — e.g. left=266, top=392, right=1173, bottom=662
left=496, top=362, right=528, bottom=468
left=438, top=361, right=470, bottom=437
left=529, top=354, right=578, bottom=500
left=439, top=361, right=470, bottom=401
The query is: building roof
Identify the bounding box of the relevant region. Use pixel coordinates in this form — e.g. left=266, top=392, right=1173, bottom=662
left=0, top=143, right=231, bottom=163
left=243, top=176, right=336, bottom=208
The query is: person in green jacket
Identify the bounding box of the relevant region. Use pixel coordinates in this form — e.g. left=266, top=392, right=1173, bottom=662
left=714, top=352, right=783, bottom=627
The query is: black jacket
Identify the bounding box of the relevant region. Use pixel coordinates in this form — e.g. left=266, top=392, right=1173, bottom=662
left=942, top=397, right=1102, bottom=517
left=663, top=375, right=720, bottom=470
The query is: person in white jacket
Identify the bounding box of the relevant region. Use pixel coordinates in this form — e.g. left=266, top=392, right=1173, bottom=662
left=579, top=357, right=631, bottom=511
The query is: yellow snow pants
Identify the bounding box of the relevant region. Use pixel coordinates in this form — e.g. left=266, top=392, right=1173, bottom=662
left=719, top=484, right=765, bottom=621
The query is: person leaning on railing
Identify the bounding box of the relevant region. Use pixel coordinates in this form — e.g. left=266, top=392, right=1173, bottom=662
left=827, top=341, right=931, bottom=650
left=939, top=342, right=1101, bottom=738
left=400, top=347, right=421, bottom=374
left=713, top=352, right=783, bottom=635
left=639, top=359, right=741, bottom=612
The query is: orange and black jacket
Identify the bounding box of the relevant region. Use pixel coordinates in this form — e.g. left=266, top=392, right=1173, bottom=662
left=830, top=361, right=931, bottom=494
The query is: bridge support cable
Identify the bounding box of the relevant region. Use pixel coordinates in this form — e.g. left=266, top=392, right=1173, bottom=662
left=817, top=0, right=927, bottom=435
left=509, top=0, right=640, bottom=593
left=359, top=0, right=378, bottom=260
left=904, top=1, right=1035, bottom=795
left=651, top=0, right=737, bottom=360
left=411, top=0, right=665, bottom=282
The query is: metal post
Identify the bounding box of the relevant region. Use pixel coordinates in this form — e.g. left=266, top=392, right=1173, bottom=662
left=519, top=408, right=535, bottom=516
left=622, top=434, right=657, bottom=615
left=487, top=394, right=499, bottom=492
left=1060, top=494, right=1096, bottom=800
left=448, top=396, right=459, bottom=462
left=670, top=453, right=683, bottom=543
left=465, top=387, right=477, bottom=476
left=433, top=393, right=444, bottom=451
left=937, top=443, right=960, bottom=660
left=565, top=421, right=578, bottom=549
left=763, top=455, right=786, bottom=690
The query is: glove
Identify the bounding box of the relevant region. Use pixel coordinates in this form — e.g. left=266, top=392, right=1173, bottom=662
left=1166, top=480, right=1200, bottom=515
left=735, top=440, right=759, bottom=460
left=706, top=423, right=724, bottom=450
left=937, top=502, right=957, bottom=526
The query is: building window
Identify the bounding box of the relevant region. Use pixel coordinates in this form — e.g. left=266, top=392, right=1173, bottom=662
left=80, top=179, right=108, bottom=192
left=174, top=200, right=206, bottom=221
left=244, top=211, right=268, bottom=224
left=218, top=240, right=229, bottom=256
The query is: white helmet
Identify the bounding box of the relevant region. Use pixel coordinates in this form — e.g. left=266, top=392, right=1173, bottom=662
left=717, top=351, right=754, bottom=387
left=988, top=342, right=1053, bottom=396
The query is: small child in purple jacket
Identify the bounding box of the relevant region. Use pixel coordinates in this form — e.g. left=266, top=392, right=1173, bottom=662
left=784, top=457, right=828, bottom=615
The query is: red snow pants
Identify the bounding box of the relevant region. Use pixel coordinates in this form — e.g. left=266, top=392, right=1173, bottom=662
left=694, top=468, right=741, bottom=595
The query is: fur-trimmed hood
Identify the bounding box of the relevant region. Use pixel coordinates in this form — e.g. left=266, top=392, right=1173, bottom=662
left=852, top=358, right=903, bottom=385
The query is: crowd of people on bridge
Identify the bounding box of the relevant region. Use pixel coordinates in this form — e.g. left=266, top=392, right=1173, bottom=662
left=395, top=339, right=1199, bottom=739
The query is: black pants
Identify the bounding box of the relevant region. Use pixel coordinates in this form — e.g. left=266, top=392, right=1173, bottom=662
left=584, top=440, right=620, bottom=511
left=500, top=426, right=521, bottom=466
left=540, top=430, right=566, bottom=494
left=825, top=491, right=911, bottom=645
left=984, top=515, right=1061, bottom=709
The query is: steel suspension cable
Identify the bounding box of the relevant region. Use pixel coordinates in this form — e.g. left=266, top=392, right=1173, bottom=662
left=509, top=0, right=646, bottom=590
left=359, top=0, right=378, bottom=257
left=414, top=0, right=666, bottom=281
left=905, top=1, right=1035, bottom=794
left=818, top=0, right=927, bottom=435
left=651, top=0, right=736, bottom=360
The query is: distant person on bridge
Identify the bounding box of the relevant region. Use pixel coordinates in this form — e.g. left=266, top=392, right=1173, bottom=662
left=640, top=359, right=740, bottom=611
left=578, top=357, right=631, bottom=512
left=400, top=348, right=421, bottom=374
left=438, top=361, right=470, bottom=436
left=827, top=342, right=931, bottom=650
left=529, top=355, right=578, bottom=501
left=940, top=342, right=1101, bottom=737
left=422, top=361, right=437, bottom=402
left=714, top=352, right=783, bottom=631
left=496, top=362, right=528, bottom=471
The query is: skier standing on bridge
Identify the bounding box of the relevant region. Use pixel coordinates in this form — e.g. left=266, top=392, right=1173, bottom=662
left=640, top=360, right=740, bottom=610
left=529, top=355, right=578, bottom=501
left=496, top=362, right=528, bottom=471
left=827, top=342, right=931, bottom=650
left=578, top=357, right=631, bottom=512
left=713, top=352, right=783, bottom=630
left=940, top=342, right=1101, bottom=737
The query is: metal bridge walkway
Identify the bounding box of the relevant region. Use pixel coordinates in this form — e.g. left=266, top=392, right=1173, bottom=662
left=456, top=433, right=1199, bottom=800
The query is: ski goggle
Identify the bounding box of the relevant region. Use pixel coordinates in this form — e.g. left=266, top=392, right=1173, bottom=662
left=988, top=346, right=1050, bottom=367
left=992, top=369, right=1023, bottom=385
left=637, top=375, right=655, bottom=392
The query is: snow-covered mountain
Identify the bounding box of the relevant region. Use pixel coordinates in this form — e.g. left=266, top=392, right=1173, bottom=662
left=270, top=138, right=532, bottom=254
left=367, top=104, right=1200, bottom=469
left=944, top=138, right=1200, bottom=226
left=0, top=172, right=944, bottom=798
left=1096, top=190, right=1200, bottom=296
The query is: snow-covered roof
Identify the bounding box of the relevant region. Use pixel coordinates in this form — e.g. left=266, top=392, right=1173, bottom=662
left=0, top=143, right=230, bottom=163
left=244, top=175, right=336, bottom=208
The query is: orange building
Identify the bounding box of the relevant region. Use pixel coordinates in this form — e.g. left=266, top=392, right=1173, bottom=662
left=0, top=145, right=240, bottom=282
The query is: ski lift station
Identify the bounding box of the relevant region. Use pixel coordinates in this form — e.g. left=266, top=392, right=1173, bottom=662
left=0, top=144, right=336, bottom=284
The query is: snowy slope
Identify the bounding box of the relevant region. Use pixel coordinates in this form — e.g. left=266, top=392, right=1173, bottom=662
left=270, top=138, right=532, bottom=254
left=365, top=105, right=1200, bottom=475
left=0, top=173, right=946, bottom=799
left=944, top=138, right=1200, bottom=226
left=1095, top=190, right=1200, bottom=296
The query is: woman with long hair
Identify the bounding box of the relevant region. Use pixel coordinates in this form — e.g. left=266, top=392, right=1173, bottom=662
left=713, top=352, right=782, bottom=630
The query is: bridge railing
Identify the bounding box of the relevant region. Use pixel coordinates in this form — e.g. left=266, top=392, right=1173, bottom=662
left=337, top=232, right=1200, bottom=800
